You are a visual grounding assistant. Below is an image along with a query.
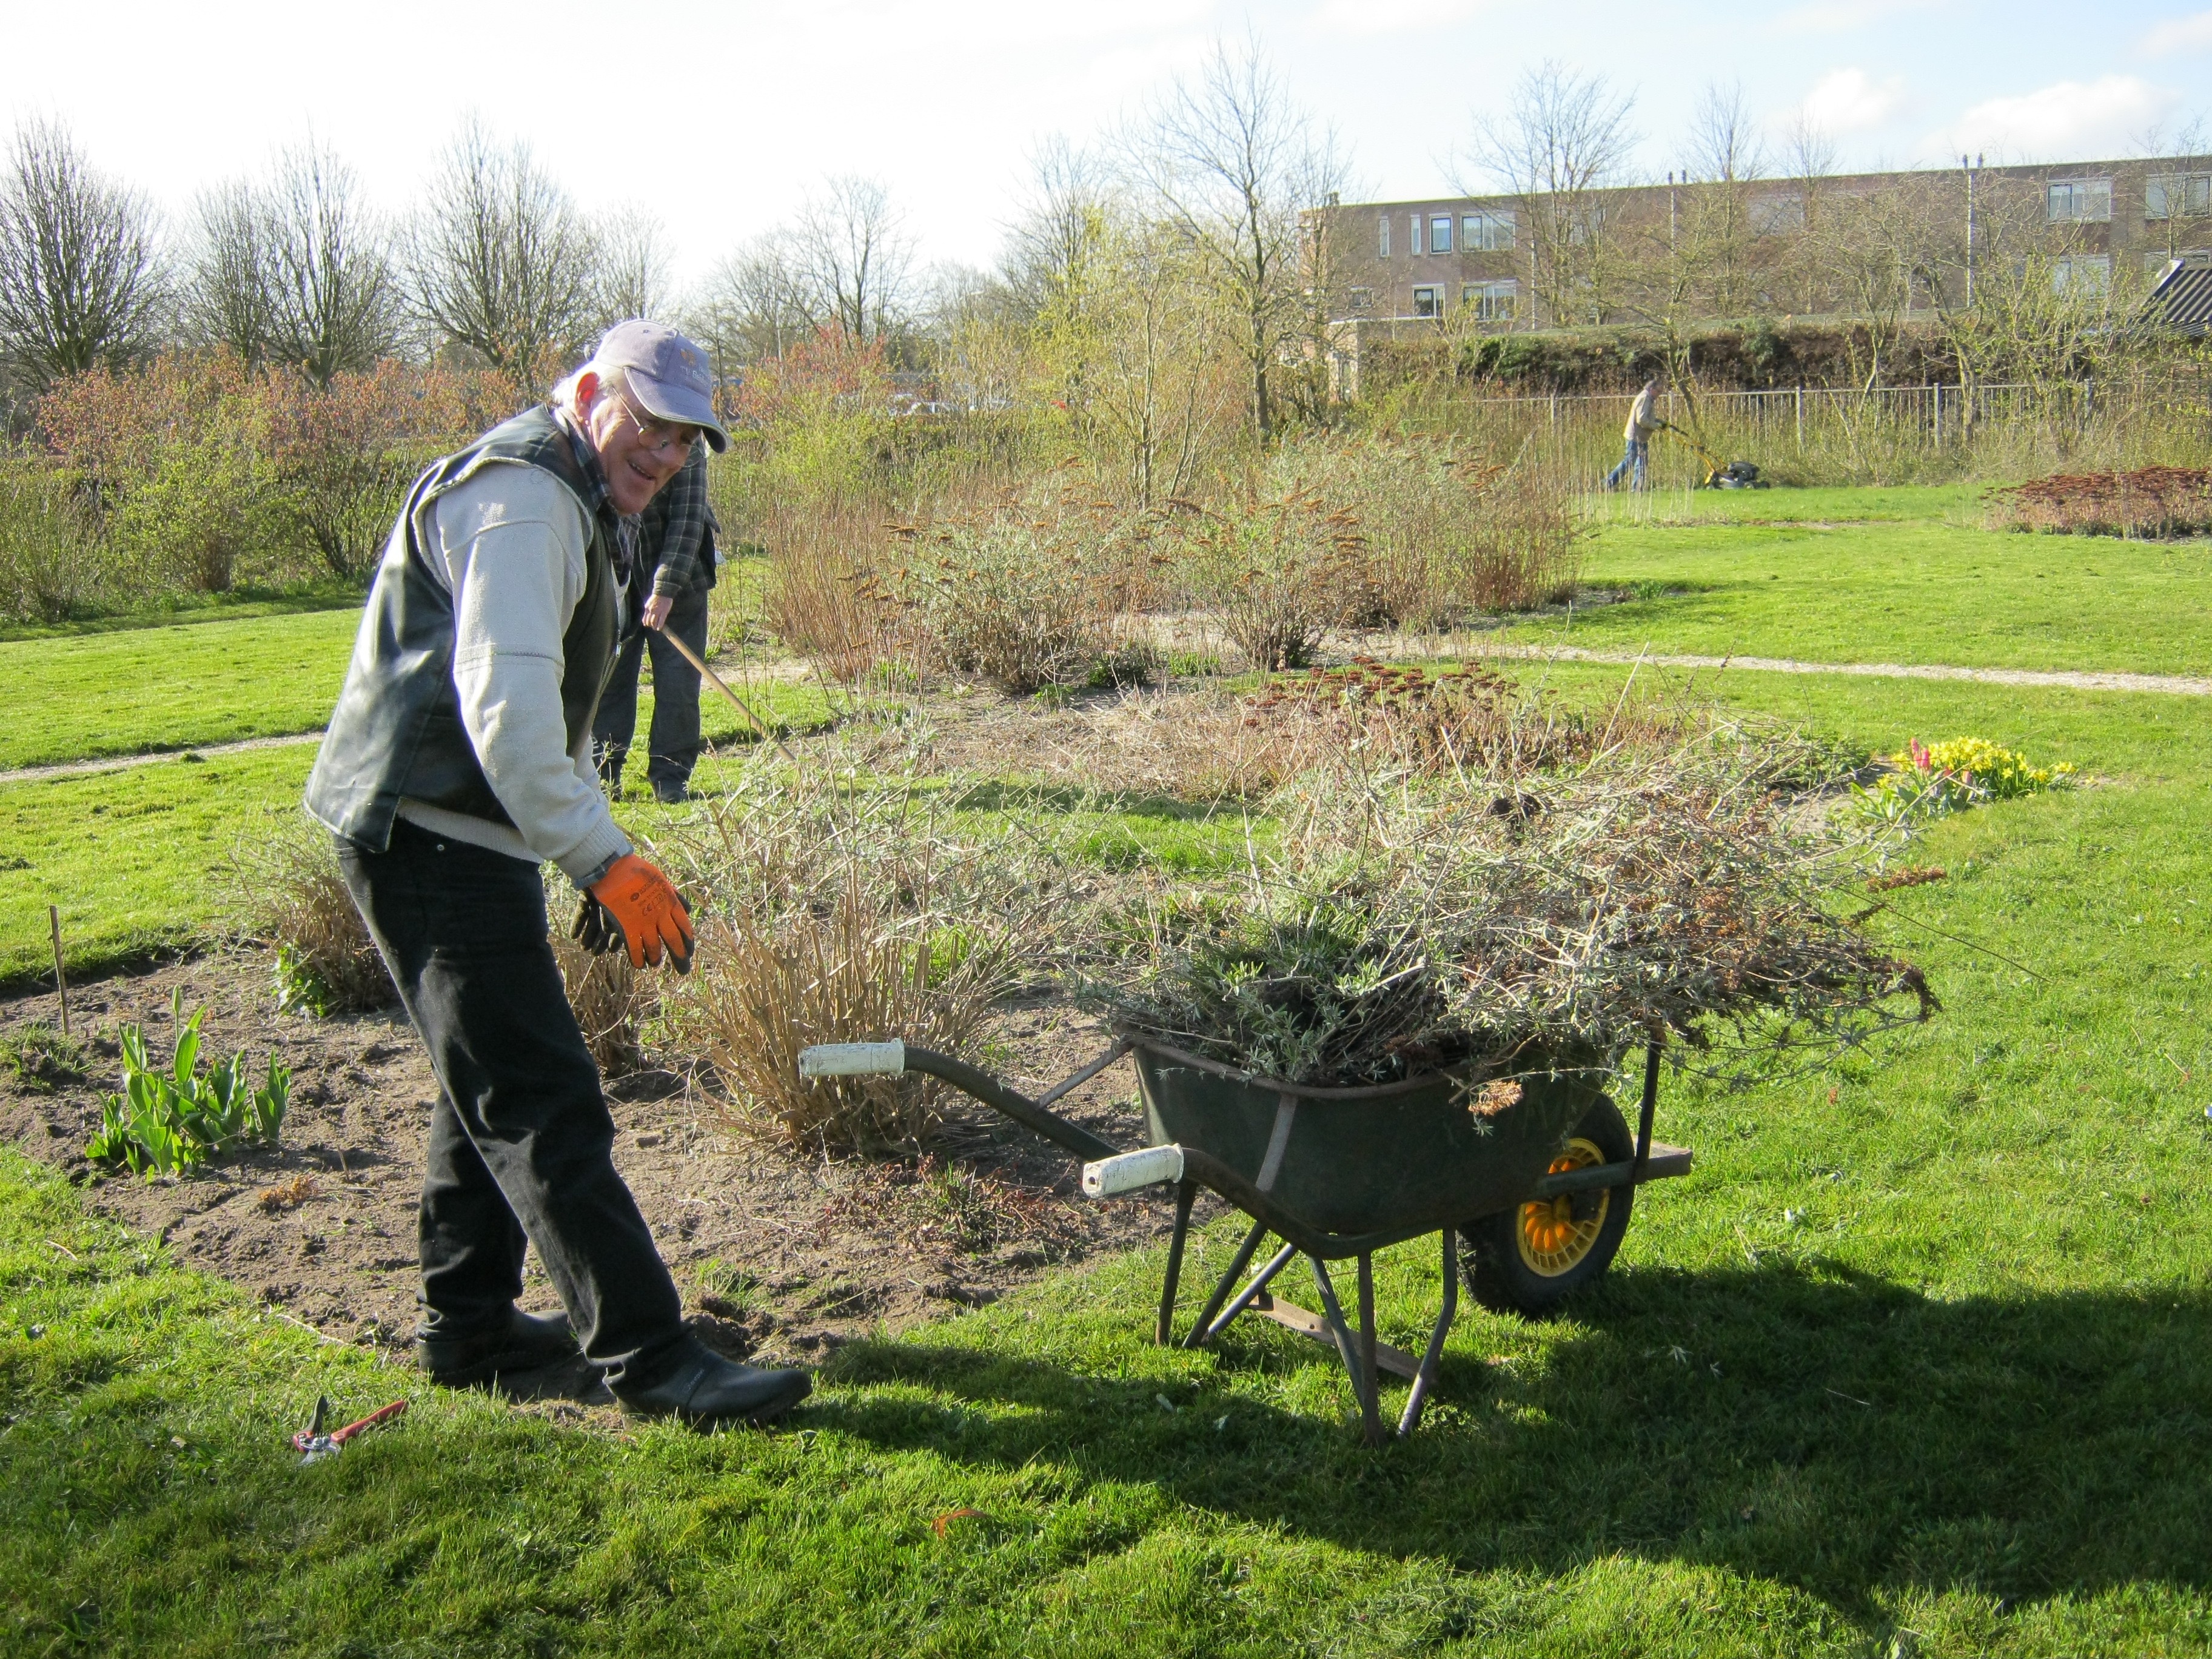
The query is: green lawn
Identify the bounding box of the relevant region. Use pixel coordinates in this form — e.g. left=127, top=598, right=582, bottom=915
left=0, top=609, right=363, bottom=771
left=4, top=488, right=2212, bottom=1653
left=1494, top=503, right=2212, bottom=677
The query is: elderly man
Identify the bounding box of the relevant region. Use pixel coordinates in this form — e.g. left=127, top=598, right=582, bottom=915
left=1605, top=377, right=1664, bottom=491
left=304, top=320, right=810, bottom=1429
left=592, top=438, right=716, bottom=804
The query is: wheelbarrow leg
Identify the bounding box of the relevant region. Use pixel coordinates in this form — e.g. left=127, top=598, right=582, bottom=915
left=1199, top=1239, right=1299, bottom=1346
left=1397, top=1229, right=1458, bottom=1438
left=1309, top=1256, right=1383, bottom=1446
left=1182, top=1218, right=1269, bottom=1350
left=1356, top=1253, right=1384, bottom=1447
left=1156, top=1180, right=1196, bottom=1346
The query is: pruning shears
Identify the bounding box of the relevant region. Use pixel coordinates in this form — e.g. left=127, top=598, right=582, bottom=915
left=293, top=1395, right=408, bottom=1464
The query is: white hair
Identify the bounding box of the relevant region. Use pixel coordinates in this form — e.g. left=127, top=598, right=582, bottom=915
left=552, top=361, right=631, bottom=415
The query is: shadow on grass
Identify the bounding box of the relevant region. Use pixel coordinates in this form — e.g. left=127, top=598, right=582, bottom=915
left=820, top=1259, right=2212, bottom=1621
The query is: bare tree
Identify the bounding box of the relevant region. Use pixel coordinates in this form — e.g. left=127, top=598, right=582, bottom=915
left=258, top=144, right=397, bottom=384
left=689, top=231, right=820, bottom=372
left=1466, top=61, right=1636, bottom=327
left=183, top=179, right=273, bottom=366
left=792, top=175, right=914, bottom=347
left=1002, top=137, right=1113, bottom=322
left=595, top=207, right=673, bottom=325
left=0, top=118, right=166, bottom=400
left=1128, top=36, right=1346, bottom=444
left=406, top=119, right=602, bottom=378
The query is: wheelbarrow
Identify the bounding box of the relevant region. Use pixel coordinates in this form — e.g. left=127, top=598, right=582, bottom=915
left=799, top=1031, right=1692, bottom=1444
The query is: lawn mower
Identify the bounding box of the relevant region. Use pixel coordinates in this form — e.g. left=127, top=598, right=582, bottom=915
left=1657, top=421, right=1766, bottom=489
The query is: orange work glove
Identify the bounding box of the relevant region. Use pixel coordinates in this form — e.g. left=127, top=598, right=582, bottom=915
left=575, top=854, right=694, bottom=972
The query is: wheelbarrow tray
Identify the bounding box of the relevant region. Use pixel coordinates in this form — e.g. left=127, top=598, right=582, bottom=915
left=1130, top=1035, right=1610, bottom=1243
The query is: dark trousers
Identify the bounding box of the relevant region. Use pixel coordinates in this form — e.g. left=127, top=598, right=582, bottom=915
left=335, top=819, right=686, bottom=1385
left=593, top=584, right=709, bottom=796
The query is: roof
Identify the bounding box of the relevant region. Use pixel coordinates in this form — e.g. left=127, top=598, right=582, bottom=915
left=2150, top=258, right=2212, bottom=336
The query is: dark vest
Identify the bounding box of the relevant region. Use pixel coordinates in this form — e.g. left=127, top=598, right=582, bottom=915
left=304, top=405, right=622, bottom=850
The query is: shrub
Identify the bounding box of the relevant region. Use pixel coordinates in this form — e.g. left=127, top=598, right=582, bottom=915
left=896, top=484, right=1159, bottom=693
left=756, top=498, right=910, bottom=683
left=1175, top=486, right=1363, bottom=671
left=1985, top=465, right=2212, bottom=538
left=0, top=461, right=101, bottom=623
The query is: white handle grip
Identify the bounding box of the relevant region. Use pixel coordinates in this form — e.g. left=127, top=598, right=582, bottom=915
left=798, top=1041, right=907, bottom=1078
left=1082, top=1144, right=1186, bottom=1198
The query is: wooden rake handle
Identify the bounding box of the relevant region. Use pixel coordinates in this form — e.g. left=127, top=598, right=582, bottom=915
left=651, top=624, right=802, bottom=768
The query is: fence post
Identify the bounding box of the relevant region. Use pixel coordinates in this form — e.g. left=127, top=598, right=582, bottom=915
left=1795, top=386, right=1804, bottom=452
left=1933, top=383, right=1942, bottom=446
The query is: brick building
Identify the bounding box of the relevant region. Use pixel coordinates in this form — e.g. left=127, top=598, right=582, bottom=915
left=1313, top=154, right=2212, bottom=391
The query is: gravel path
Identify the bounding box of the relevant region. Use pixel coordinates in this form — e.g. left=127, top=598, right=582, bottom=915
left=1462, top=643, right=2212, bottom=697
left=0, top=729, right=326, bottom=786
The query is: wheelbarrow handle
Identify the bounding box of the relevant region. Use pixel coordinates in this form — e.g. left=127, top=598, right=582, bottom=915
left=797, top=1042, right=1121, bottom=1164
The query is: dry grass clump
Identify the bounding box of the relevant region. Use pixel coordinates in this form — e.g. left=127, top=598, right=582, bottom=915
left=231, top=813, right=394, bottom=1013
left=1985, top=464, right=2212, bottom=538
left=550, top=934, right=645, bottom=1076
left=1082, top=732, right=1926, bottom=1087
left=663, top=771, right=1070, bottom=1153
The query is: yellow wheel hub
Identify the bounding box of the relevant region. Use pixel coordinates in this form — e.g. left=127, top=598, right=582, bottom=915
left=1517, top=1138, right=1610, bottom=1276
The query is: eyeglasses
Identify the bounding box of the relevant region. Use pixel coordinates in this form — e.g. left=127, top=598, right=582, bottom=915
left=617, top=394, right=698, bottom=460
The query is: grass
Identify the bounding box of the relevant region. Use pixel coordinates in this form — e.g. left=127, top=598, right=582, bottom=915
left=3, top=486, right=2212, bottom=1651
left=0, top=609, right=362, bottom=771
left=1492, top=502, right=2212, bottom=677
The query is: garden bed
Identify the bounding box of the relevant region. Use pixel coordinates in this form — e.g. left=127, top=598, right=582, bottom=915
left=0, top=951, right=1183, bottom=1412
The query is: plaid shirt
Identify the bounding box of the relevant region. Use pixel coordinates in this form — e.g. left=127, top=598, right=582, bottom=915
left=638, top=440, right=714, bottom=600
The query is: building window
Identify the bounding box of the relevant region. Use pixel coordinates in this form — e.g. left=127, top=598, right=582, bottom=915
left=1461, top=280, right=1517, bottom=321
left=1347, top=286, right=1375, bottom=312
left=1411, top=284, right=1443, bottom=318
left=1751, top=192, right=1805, bottom=236
left=1410, top=215, right=1423, bottom=256
left=1461, top=210, right=1516, bottom=252
left=2052, top=253, right=2112, bottom=297
left=1429, top=214, right=1453, bottom=254
left=2147, top=172, right=2212, bottom=220
left=1378, top=216, right=1390, bottom=257
left=2047, top=179, right=2113, bottom=223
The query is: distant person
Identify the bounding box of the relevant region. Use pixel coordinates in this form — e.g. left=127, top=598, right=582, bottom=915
left=593, top=439, right=717, bottom=804
left=304, top=319, right=811, bottom=1430
left=1606, top=377, right=1664, bottom=491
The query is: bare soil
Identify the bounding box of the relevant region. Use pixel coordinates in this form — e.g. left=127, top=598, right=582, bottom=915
left=0, top=951, right=1201, bottom=1413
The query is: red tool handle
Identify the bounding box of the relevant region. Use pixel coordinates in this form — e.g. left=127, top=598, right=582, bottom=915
left=330, top=1399, right=409, bottom=1444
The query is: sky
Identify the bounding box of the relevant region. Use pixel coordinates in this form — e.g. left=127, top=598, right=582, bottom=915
left=2, top=0, right=2209, bottom=290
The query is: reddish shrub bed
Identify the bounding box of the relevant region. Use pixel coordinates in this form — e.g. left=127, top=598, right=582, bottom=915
left=1986, top=465, right=2212, bottom=538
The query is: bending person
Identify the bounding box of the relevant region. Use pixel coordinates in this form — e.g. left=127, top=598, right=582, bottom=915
left=305, top=320, right=809, bottom=1429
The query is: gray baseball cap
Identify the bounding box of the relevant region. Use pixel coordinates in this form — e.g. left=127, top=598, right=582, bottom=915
left=592, top=320, right=729, bottom=452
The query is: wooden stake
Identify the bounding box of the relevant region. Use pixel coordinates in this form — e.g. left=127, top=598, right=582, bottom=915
left=653, top=625, right=803, bottom=767
left=48, top=904, right=69, bottom=1037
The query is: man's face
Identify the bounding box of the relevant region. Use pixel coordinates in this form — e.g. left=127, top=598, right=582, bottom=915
left=580, top=375, right=698, bottom=515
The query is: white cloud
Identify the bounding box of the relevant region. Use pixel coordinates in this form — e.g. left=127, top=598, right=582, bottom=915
left=1932, top=75, right=2176, bottom=161
left=1309, top=0, right=1490, bottom=35
left=1800, top=67, right=1908, bottom=133
left=2143, top=10, right=2212, bottom=52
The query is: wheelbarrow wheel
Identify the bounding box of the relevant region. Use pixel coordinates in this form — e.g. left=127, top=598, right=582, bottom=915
left=1460, top=1095, right=1635, bottom=1316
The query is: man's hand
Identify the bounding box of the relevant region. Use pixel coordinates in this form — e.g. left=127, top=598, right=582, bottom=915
left=574, top=854, right=694, bottom=971
left=642, top=594, right=674, bottom=631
